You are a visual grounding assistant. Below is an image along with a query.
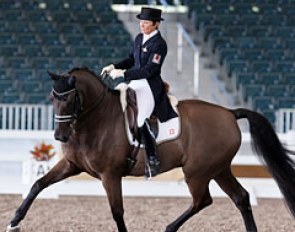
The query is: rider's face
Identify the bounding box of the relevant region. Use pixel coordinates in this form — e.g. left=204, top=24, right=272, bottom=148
left=140, top=20, right=159, bottom=35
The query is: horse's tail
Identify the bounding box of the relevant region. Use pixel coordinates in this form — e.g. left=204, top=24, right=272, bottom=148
left=230, top=108, right=295, bottom=218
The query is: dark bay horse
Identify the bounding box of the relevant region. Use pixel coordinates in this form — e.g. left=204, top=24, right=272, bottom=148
left=7, top=67, right=295, bottom=232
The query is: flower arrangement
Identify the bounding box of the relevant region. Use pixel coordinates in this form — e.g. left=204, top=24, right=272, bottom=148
left=30, top=142, right=56, bottom=161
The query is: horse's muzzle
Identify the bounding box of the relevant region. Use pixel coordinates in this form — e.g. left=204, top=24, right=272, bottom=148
left=54, top=131, right=70, bottom=143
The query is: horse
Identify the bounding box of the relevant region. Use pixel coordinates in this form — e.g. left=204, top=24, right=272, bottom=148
left=7, top=67, right=295, bottom=232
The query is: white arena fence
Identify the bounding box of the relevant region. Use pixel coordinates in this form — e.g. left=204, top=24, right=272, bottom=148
left=0, top=104, right=294, bottom=133
left=276, top=108, right=295, bottom=133
left=0, top=104, right=54, bottom=130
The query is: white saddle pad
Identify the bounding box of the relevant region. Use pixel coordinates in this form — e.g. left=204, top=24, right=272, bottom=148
left=125, top=110, right=181, bottom=146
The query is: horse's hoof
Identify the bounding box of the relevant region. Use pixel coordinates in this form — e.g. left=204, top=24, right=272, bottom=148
left=6, top=224, right=21, bottom=232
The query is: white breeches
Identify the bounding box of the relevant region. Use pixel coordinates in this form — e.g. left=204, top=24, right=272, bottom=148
left=128, top=79, right=155, bottom=127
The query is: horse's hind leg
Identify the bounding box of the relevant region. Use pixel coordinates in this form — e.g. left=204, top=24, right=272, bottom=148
left=8, top=158, right=81, bottom=231
left=215, top=168, right=257, bottom=232
left=165, top=179, right=212, bottom=232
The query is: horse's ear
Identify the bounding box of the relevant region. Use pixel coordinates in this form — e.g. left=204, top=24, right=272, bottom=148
left=68, top=75, right=76, bottom=87
left=47, top=70, right=59, bottom=80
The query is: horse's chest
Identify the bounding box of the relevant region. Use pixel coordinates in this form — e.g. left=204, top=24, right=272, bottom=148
left=63, top=147, right=100, bottom=175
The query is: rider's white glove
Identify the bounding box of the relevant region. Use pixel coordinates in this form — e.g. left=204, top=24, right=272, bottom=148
left=109, top=69, right=125, bottom=79
left=100, top=64, right=114, bottom=75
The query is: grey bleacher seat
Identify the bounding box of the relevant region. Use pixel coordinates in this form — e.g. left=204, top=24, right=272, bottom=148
left=39, top=34, right=62, bottom=45
left=32, top=22, right=57, bottom=34
left=6, top=57, right=28, bottom=69
left=0, top=45, right=19, bottom=56
left=226, top=60, right=249, bottom=76
left=46, top=45, right=69, bottom=58
left=12, top=69, right=34, bottom=80
left=71, top=46, right=94, bottom=58
left=257, top=37, right=282, bottom=49
left=0, top=0, right=17, bottom=9
left=261, top=110, right=276, bottom=126
left=19, top=81, right=42, bottom=92
left=251, top=60, right=272, bottom=73
left=210, top=36, right=233, bottom=52
left=0, top=33, right=16, bottom=45
left=0, top=69, right=7, bottom=80
left=242, top=49, right=263, bottom=60
left=2, top=9, right=23, bottom=21
left=272, top=26, right=295, bottom=38
left=242, top=84, right=264, bottom=101
left=31, top=57, right=54, bottom=69
left=217, top=48, right=241, bottom=65
left=284, top=38, right=295, bottom=49
left=275, top=61, right=295, bottom=73
left=54, top=57, right=75, bottom=70
left=225, top=25, right=247, bottom=37
left=73, top=12, right=97, bottom=23
left=98, top=12, right=119, bottom=24
left=2, top=92, right=23, bottom=104
left=282, top=74, right=295, bottom=85
left=22, top=45, right=44, bottom=57
left=253, top=96, right=275, bottom=111
left=7, top=21, right=32, bottom=33
left=16, top=34, right=39, bottom=45
left=42, top=0, right=64, bottom=10
left=25, top=10, right=47, bottom=22
left=49, top=10, right=71, bottom=23
left=234, top=73, right=256, bottom=89
left=195, top=14, right=214, bottom=30
left=256, top=73, right=281, bottom=85
left=0, top=21, right=8, bottom=33
left=231, top=3, right=253, bottom=14
left=260, top=14, right=286, bottom=26
left=263, top=49, right=286, bottom=61
left=203, top=25, right=224, bottom=41
left=58, top=23, right=82, bottom=33
left=265, top=85, right=288, bottom=97
left=238, top=15, right=261, bottom=26
left=83, top=24, right=102, bottom=34
left=277, top=97, right=295, bottom=109
left=25, top=92, right=49, bottom=104
left=88, top=35, right=109, bottom=46
left=234, top=37, right=256, bottom=49
left=0, top=80, right=14, bottom=92
left=80, top=58, right=101, bottom=70
left=63, top=34, right=87, bottom=46
left=95, top=47, right=116, bottom=59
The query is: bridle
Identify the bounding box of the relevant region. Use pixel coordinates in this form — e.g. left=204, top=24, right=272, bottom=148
left=53, top=78, right=108, bottom=128
left=53, top=87, right=81, bottom=124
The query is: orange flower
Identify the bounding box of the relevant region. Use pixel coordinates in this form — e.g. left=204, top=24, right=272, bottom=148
left=30, top=142, right=56, bottom=161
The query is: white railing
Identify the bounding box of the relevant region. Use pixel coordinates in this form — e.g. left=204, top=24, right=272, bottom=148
left=0, top=104, right=54, bottom=130
left=276, top=108, right=295, bottom=133
left=177, top=23, right=200, bottom=96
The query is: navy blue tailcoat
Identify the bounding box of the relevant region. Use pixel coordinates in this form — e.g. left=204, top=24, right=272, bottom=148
left=114, top=32, right=178, bottom=122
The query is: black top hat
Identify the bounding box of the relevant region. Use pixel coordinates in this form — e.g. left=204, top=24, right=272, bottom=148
left=136, top=7, right=164, bottom=21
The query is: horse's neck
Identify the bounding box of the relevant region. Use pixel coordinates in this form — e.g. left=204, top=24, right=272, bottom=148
left=79, top=77, right=123, bottom=128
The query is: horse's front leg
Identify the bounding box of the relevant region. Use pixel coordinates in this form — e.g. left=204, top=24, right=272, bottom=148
left=7, top=158, right=81, bottom=231
left=102, top=174, right=127, bottom=232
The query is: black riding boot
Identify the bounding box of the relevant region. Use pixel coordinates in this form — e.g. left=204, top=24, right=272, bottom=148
left=140, top=120, right=160, bottom=178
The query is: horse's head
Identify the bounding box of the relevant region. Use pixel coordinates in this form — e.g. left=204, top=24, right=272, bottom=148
left=48, top=71, right=81, bottom=142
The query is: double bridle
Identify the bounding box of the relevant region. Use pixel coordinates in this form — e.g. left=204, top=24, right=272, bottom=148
left=53, top=81, right=108, bottom=128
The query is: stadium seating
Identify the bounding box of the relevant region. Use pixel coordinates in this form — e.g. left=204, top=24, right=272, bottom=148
left=188, top=0, right=295, bottom=126
left=0, top=0, right=132, bottom=104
